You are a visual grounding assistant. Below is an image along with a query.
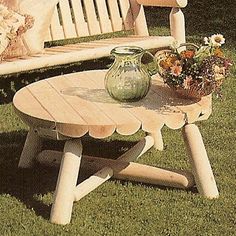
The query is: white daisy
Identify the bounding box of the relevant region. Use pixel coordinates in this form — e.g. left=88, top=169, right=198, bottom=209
left=210, top=34, right=225, bottom=47
left=204, top=37, right=209, bottom=45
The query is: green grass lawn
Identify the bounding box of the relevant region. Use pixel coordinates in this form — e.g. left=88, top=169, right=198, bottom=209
left=0, top=1, right=236, bottom=235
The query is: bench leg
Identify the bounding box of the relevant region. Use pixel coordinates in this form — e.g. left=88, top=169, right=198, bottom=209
left=50, top=139, right=82, bottom=225
left=150, top=130, right=164, bottom=151
left=183, top=124, right=219, bottom=199
left=18, top=128, right=42, bottom=168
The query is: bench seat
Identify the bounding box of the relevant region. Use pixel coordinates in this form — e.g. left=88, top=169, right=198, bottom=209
left=0, top=36, right=174, bottom=76
left=0, top=0, right=188, bottom=76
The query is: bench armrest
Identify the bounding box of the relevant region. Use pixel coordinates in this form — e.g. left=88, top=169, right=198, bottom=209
left=136, top=0, right=187, bottom=8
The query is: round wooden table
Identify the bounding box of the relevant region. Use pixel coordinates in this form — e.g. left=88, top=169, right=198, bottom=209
left=13, top=70, right=219, bottom=225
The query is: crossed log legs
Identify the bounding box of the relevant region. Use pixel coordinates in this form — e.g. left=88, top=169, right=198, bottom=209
left=18, top=124, right=219, bottom=225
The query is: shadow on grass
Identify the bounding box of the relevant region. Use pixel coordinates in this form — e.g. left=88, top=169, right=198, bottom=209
left=0, top=130, right=142, bottom=220
left=0, top=129, right=197, bottom=220
left=0, top=130, right=57, bottom=219
left=0, top=58, right=112, bottom=105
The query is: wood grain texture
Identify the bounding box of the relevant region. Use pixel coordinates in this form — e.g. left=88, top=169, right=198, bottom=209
left=129, top=0, right=149, bottom=36
left=37, top=150, right=195, bottom=189
left=0, top=36, right=175, bottom=75
left=83, top=0, right=101, bottom=35
left=50, top=8, right=65, bottom=40
left=18, top=128, right=42, bottom=168
left=13, top=70, right=212, bottom=138
left=170, top=7, right=186, bottom=44
left=95, top=0, right=113, bottom=33
left=50, top=139, right=83, bottom=225
left=118, top=0, right=134, bottom=30
left=48, top=0, right=151, bottom=40
left=70, top=0, right=90, bottom=37
left=183, top=124, right=219, bottom=198
left=107, top=0, right=123, bottom=31
left=1, top=0, right=187, bottom=75
left=64, top=72, right=141, bottom=136
left=13, top=87, right=55, bottom=129
left=48, top=75, right=116, bottom=138
left=58, top=0, right=77, bottom=38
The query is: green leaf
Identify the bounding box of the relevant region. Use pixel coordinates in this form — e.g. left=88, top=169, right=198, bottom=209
left=194, top=46, right=211, bottom=62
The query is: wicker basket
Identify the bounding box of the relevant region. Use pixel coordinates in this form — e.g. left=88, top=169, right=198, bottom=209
left=168, top=84, right=212, bottom=100
left=167, top=78, right=224, bottom=100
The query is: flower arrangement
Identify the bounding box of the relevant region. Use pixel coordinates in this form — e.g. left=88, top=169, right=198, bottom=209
left=157, top=34, right=233, bottom=99
left=0, top=4, right=34, bottom=56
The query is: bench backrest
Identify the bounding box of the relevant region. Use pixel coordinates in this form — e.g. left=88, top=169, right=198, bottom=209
left=46, top=0, right=149, bottom=42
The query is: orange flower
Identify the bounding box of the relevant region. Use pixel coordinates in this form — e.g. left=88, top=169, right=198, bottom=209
left=159, top=60, right=171, bottom=70
left=214, top=48, right=224, bottom=57
left=180, top=50, right=195, bottom=59
left=160, top=55, right=178, bottom=69
left=168, top=55, right=178, bottom=64
left=170, top=60, right=182, bottom=76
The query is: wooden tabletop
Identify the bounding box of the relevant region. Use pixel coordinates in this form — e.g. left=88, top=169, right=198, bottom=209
left=13, top=70, right=212, bottom=138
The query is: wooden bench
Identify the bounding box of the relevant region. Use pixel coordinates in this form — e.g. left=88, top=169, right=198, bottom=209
left=0, top=0, right=187, bottom=76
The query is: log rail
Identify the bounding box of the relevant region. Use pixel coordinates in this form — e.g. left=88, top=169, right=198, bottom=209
left=137, top=0, right=188, bottom=8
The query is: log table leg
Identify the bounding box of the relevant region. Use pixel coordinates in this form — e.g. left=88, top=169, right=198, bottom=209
left=150, top=130, right=164, bottom=151
left=18, top=128, right=42, bottom=168
left=183, top=124, right=219, bottom=199
left=118, top=136, right=154, bottom=161
left=50, top=139, right=83, bottom=225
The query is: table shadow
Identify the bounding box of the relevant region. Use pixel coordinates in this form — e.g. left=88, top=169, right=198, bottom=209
left=61, top=87, right=118, bottom=104
left=60, top=83, right=199, bottom=114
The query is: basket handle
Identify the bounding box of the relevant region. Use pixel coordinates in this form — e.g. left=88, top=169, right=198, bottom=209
left=178, top=43, right=200, bottom=50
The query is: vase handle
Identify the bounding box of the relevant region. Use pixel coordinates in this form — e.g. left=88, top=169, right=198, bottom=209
left=142, top=51, right=158, bottom=76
